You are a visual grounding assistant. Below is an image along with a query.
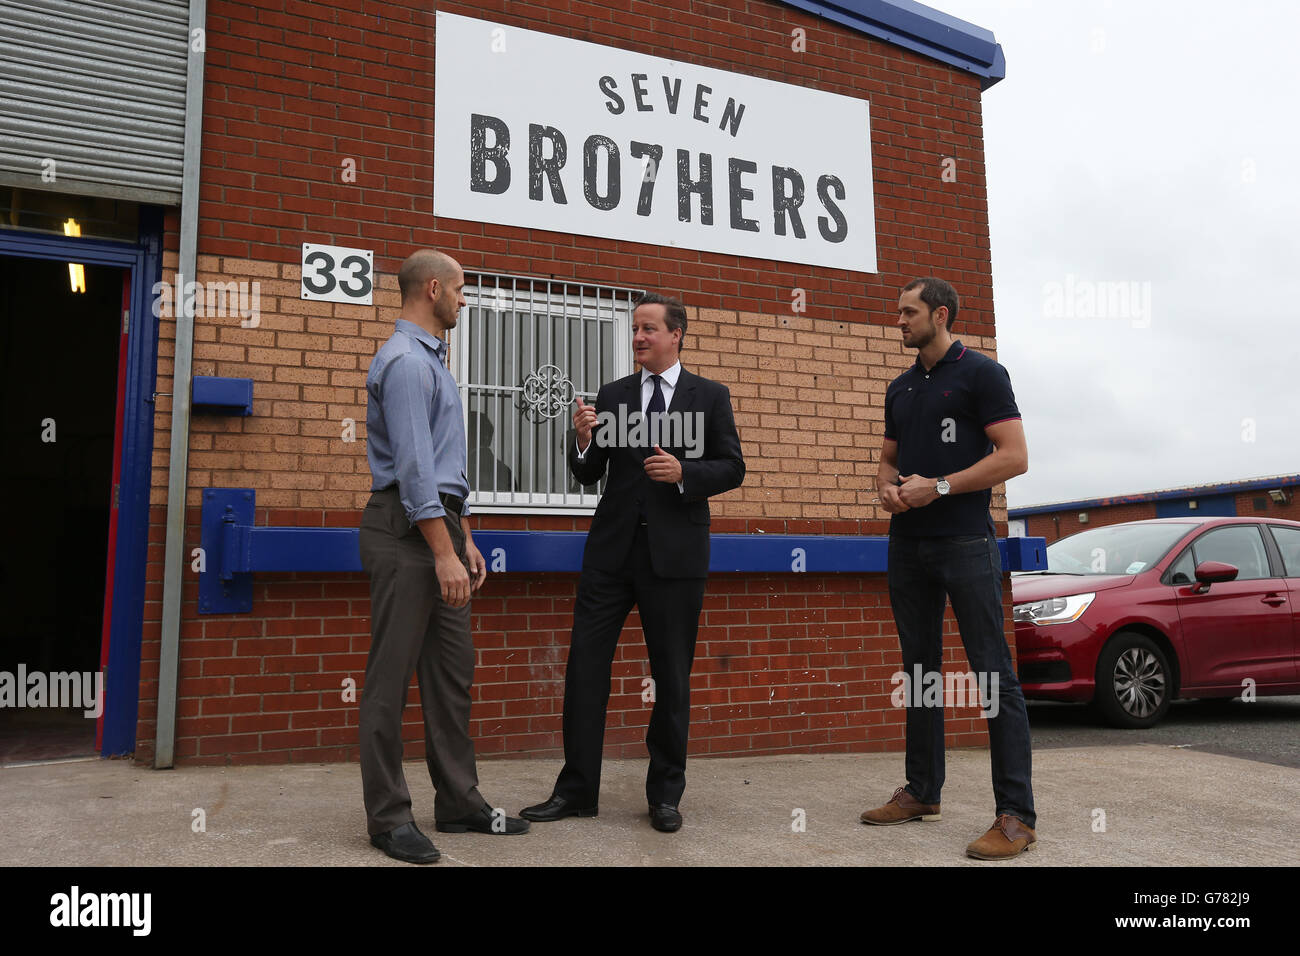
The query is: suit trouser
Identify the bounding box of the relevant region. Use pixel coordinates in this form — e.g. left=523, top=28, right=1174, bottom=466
left=555, top=524, right=708, bottom=807
left=358, top=487, right=487, bottom=835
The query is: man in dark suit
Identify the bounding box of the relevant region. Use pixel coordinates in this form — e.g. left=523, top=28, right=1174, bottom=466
left=520, top=292, right=745, bottom=832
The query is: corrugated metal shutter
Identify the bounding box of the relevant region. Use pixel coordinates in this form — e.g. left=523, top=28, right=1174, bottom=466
left=0, top=0, right=190, bottom=205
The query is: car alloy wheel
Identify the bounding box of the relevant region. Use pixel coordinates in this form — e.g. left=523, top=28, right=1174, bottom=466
left=1113, top=647, right=1166, bottom=719
left=1094, top=631, right=1174, bottom=728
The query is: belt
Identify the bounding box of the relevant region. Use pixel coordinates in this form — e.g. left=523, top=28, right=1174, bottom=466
left=439, top=491, right=464, bottom=515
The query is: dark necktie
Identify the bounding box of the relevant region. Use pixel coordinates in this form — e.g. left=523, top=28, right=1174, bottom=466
left=646, top=374, right=666, bottom=457
left=638, top=375, right=666, bottom=522
left=646, top=374, right=665, bottom=416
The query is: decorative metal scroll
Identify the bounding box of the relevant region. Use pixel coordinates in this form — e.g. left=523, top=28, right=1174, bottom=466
left=516, top=364, right=575, bottom=423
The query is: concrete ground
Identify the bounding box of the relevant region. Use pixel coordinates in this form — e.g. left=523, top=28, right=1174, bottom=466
left=1, top=745, right=1296, bottom=866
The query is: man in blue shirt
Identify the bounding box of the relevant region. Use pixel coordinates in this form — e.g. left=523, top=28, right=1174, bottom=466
left=359, top=249, right=528, bottom=864
left=859, top=277, right=1038, bottom=860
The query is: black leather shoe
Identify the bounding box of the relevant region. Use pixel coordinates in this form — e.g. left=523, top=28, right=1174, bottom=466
left=519, top=795, right=598, bottom=822
left=436, top=804, right=530, bottom=835
left=370, top=822, right=441, bottom=863
left=649, top=804, right=682, bottom=832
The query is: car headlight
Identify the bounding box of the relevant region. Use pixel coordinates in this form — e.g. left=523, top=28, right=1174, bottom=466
left=1013, top=593, right=1095, bottom=625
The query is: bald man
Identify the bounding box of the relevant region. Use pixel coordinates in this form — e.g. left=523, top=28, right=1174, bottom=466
left=359, top=249, right=529, bottom=864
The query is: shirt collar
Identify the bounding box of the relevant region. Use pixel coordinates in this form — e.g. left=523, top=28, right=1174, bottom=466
left=915, top=339, right=966, bottom=371
left=641, top=360, right=682, bottom=388
left=395, top=318, right=447, bottom=362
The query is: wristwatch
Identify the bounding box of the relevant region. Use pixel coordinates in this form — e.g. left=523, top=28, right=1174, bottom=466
left=935, top=477, right=950, bottom=496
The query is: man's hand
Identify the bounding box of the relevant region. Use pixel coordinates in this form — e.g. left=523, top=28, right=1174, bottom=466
left=898, top=474, right=940, bottom=508
left=574, top=396, right=597, bottom=447
left=644, top=445, right=682, bottom=483
left=879, top=483, right=910, bottom=513
left=465, top=537, right=488, bottom=592
left=436, top=556, right=471, bottom=608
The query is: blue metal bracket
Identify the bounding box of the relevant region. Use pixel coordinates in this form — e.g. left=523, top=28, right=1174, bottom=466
left=193, top=376, right=253, bottom=416
left=200, top=488, right=256, bottom=613
left=198, top=488, right=1048, bottom=613
left=1001, top=535, right=1046, bottom=572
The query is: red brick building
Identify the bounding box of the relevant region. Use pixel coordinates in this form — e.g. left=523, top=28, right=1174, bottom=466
left=1010, top=474, right=1300, bottom=545
left=0, top=0, right=1036, bottom=768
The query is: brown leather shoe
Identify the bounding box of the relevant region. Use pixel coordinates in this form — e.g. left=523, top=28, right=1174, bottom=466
left=966, top=814, right=1037, bottom=860
left=860, top=786, right=941, bottom=825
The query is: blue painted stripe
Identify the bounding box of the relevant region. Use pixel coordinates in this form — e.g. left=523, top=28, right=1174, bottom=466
left=199, top=489, right=1047, bottom=613
left=778, top=0, right=1005, bottom=88
left=1010, top=474, right=1300, bottom=517
left=219, top=526, right=1047, bottom=574
left=1155, top=495, right=1236, bottom=519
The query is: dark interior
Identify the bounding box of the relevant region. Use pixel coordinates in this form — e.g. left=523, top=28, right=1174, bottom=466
left=0, top=255, right=123, bottom=763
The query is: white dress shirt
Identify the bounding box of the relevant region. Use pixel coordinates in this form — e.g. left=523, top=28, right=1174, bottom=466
left=576, top=361, right=684, bottom=492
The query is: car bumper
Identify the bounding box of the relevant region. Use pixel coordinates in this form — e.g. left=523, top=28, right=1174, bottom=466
left=1014, top=620, right=1097, bottom=702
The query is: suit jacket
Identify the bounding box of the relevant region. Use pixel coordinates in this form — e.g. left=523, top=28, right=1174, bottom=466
left=569, top=367, right=745, bottom=579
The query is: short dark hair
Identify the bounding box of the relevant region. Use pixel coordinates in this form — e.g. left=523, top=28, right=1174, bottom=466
left=903, top=277, right=959, bottom=331
left=633, top=291, right=688, bottom=352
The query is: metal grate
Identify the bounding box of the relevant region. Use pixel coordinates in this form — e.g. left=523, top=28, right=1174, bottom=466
left=0, top=0, right=191, bottom=204
left=450, top=272, right=639, bottom=512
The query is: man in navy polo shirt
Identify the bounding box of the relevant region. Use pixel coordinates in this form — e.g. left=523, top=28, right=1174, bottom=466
left=859, top=277, right=1038, bottom=860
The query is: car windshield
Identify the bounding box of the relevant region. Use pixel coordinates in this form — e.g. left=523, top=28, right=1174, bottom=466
left=1045, top=523, right=1195, bottom=575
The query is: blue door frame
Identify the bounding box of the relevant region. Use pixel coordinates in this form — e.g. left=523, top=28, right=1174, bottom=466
left=0, top=211, right=164, bottom=755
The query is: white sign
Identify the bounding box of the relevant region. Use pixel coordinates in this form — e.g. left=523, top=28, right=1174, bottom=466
left=300, top=242, right=374, bottom=305
left=433, top=12, right=876, bottom=273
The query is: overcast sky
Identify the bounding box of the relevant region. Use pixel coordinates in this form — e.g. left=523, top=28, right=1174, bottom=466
left=927, top=0, right=1300, bottom=507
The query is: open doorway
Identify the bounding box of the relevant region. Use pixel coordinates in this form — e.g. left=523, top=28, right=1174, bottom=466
left=0, top=255, right=126, bottom=764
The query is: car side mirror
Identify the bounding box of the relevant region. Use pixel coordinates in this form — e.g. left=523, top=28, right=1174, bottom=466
left=1192, top=560, right=1238, bottom=593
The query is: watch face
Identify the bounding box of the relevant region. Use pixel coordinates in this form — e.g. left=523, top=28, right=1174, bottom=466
left=937, top=480, right=950, bottom=495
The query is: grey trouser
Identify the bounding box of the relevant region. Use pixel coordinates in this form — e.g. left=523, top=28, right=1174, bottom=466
left=358, top=487, right=487, bottom=834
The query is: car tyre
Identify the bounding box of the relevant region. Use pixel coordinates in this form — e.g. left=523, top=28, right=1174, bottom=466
left=1094, top=631, right=1173, bottom=728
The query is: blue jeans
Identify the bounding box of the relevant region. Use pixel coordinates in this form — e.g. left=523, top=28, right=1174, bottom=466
left=887, top=533, right=1036, bottom=828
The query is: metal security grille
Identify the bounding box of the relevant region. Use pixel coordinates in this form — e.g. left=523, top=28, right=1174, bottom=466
left=0, top=0, right=190, bottom=204
left=451, top=273, right=638, bottom=512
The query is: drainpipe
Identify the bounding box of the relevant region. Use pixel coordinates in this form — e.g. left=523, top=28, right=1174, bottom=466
left=155, top=0, right=207, bottom=768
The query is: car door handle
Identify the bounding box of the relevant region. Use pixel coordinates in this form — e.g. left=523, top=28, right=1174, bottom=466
left=1261, top=594, right=1286, bottom=606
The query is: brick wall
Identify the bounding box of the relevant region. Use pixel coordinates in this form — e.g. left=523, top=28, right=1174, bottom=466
left=135, top=555, right=1010, bottom=766
left=1021, top=486, right=1300, bottom=543
left=148, top=254, right=1009, bottom=521
left=1023, top=502, right=1158, bottom=543
left=137, top=0, right=1011, bottom=764
left=193, top=0, right=996, bottom=331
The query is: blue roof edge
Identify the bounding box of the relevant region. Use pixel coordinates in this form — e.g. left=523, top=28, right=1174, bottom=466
left=778, top=0, right=1006, bottom=89
left=1009, top=474, right=1300, bottom=518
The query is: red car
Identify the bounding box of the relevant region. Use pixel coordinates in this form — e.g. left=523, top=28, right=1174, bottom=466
left=1012, top=517, right=1300, bottom=727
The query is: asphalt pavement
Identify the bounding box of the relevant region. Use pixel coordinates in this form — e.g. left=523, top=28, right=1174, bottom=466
left=1028, top=695, right=1300, bottom=769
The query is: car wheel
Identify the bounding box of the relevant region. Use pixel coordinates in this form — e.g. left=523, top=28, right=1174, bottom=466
left=1094, top=632, right=1173, bottom=728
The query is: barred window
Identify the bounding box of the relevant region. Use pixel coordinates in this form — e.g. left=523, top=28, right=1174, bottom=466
left=450, top=273, right=639, bottom=512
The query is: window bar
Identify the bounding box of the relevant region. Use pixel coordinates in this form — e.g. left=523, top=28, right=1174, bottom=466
left=580, top=285, right=590, bottom=504
left=473, top=291, right=482, bottom=500
left=514, top=275, right=524, bottom=503
left=579, top=280, right=587, bottom=407
left=496, top=275, right=505, bottom=504
left=568, top=282, right=577, bottom=502
left=461, top=279, right=471, bottom=502
left=542, top=278, right=550, bottom=499
left=530, top=277, right=538, bottom=503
